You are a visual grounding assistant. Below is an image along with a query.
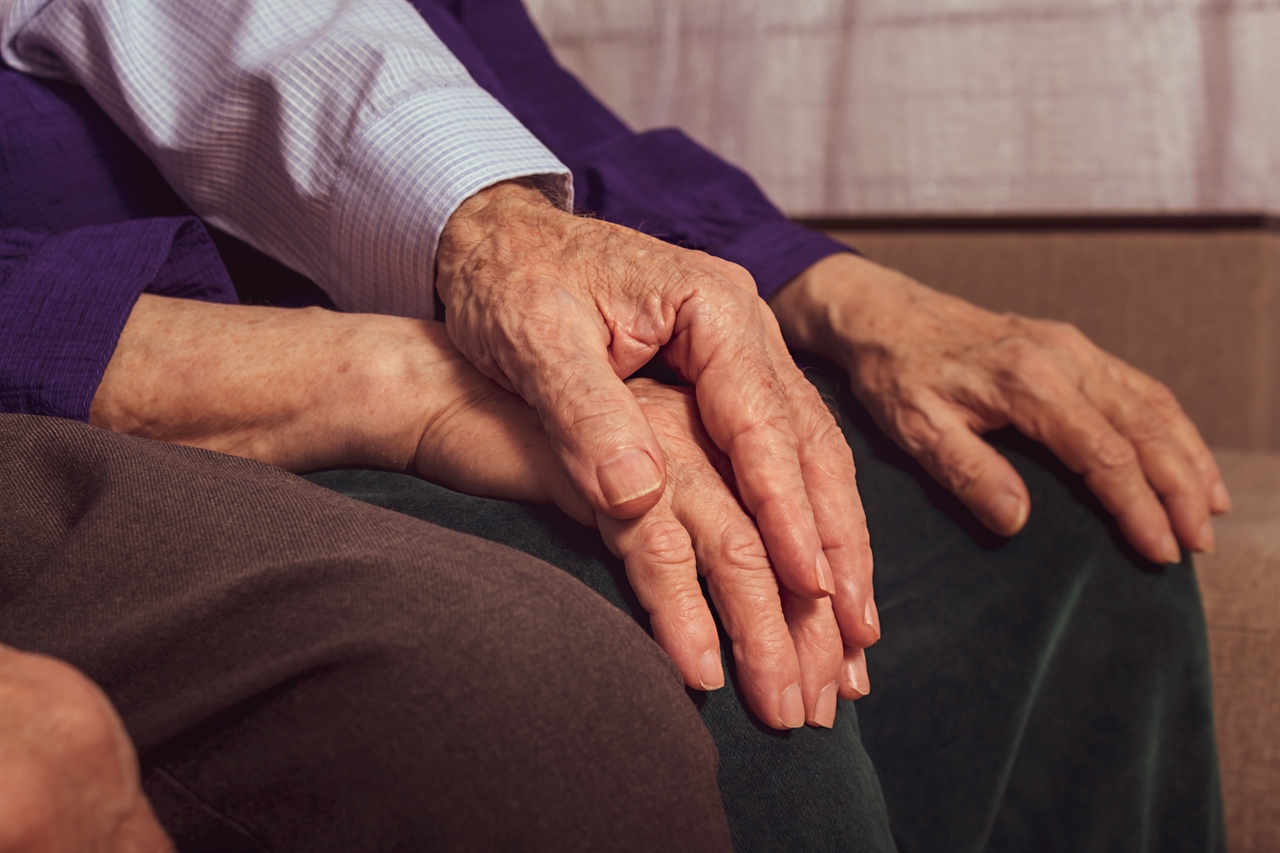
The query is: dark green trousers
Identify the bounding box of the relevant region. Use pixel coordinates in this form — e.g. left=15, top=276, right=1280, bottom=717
left=308, top=354, right=1223, bottom=853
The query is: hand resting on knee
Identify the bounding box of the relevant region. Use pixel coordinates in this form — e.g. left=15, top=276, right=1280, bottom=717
left=772, top=252, right=1230, bottom=565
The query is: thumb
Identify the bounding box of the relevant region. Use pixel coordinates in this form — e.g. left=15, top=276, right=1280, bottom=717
left=525, top=349, right=667, bottom=519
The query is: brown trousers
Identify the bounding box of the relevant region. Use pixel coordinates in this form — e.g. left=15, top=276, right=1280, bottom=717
left=0, top=414, right=731, bottom=852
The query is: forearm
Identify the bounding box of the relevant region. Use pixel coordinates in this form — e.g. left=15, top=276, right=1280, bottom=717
left=769, top=251, right=920, bottom=366
left=88, top=292, right=587, bottom=516
left=90, top=295, right=449, bottom=473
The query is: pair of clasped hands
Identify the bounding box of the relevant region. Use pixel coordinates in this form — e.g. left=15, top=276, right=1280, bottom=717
left=96, top=180, right=1232, bottom=735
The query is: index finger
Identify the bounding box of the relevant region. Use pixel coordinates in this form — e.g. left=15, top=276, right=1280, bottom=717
left=665, top=283, right=834, bottom=601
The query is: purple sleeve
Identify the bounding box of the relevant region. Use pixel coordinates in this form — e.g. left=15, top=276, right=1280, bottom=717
left=0, top=217, right=238, bottom=422
left=411, top=0, right=854, bottom=302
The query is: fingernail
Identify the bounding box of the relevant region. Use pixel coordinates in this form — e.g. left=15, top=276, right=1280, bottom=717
left=597, top=450, right=662, bottom=507
left=845, top=649, right=871, bottom=698
left=1195, top=519, right=1215, bottom=554
left=697, top=649, right=724, bottom=691
left=864, top=596, right=881, bottom=641
left=1159, top=532, right=1181, bottom=565
left=780, top=683, right=805, bottom=728
left=1211, top=481, right=1232, bottom=513
left=991, top=492, right=1028, bottom=536
left=816, top=552, right=836, bottom=595
left=812, top=682, right=838, bottom=728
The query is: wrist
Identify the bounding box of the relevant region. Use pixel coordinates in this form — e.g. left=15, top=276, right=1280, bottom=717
left=769, top=252, right=920, bottom=365
left=435, top=178, right=563, bottom=304
left=326, top=314, right=466, bottom=472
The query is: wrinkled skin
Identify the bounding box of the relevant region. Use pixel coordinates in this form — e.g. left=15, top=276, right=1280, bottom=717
left=601, top=381, right=871, bottom=729
left=770, top=252, right=1230, bottom=565
left=91, top=294, right=860, bottom=726
left=435, top=181, right=879, bottom=670
left=0, top=645, right=173, bottom=853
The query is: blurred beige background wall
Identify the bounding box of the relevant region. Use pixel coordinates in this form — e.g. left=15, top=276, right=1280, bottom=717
left=527, top=0, right=1280, bottom=217
left=526, top=0, right=1280, bottom=457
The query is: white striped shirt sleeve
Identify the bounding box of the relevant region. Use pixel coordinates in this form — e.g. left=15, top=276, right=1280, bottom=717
left=0, top=0, right=573, bottom=317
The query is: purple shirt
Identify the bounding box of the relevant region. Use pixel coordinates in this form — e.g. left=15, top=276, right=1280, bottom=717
left=0, top=0, right=849, bottom=422
left=0, top=220, right=238, bottom=421
left=411, top=0, right=850, bottom=299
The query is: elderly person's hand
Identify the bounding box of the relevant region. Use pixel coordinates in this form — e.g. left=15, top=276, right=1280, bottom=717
left=770, top=252, right=1231, bottom=565
left=434, top=181, right=879, bottom=656
left=602, top=380, right=871, bottom=727
left=0, top=644, right=173, bottom=853
left=92, top=294, right=868, bottom=728
left=418, top=374, right=870, bottom=727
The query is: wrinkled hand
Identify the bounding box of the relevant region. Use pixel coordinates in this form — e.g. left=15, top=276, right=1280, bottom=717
left=771, top=252, right=1230, bottom=565
left=0, top=645, right=173, bottom=853
left=92, top=294, right=590, bottom=523
left=421, top=377, right=876, bottom=728
left=600, top=380, right=873, bottom=728
left=91, top=294, right=875, bottom=728
left=436, top=180, right=878, bottom=652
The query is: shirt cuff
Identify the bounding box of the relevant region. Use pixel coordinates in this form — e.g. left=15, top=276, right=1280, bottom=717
left=0, top=216, right=236, bottom=421
left=328, top=86, right=572, bottom=318
left=713, top=219, right=858, bottom=303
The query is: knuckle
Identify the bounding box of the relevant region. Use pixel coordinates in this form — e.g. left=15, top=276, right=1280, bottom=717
left=789, top=381, right=847, bottom=441
left=725, top=407, right=800, bottom=462
left=691, top=277, right=760, bottom=332
left=634, top=517, right=695, bottom=570
left=1143, top=379, right=1183, bottom=417
left=47, top=696, right=120, bottom=766
left=886, top=394, right=943, bottom=455
left=722, top=264, right=759, bottom=295
left=1121, top=409, right=1169, bottom=446
left=807, top=412, right=854, bottom=461
left=732, top=620, right=797, bottom=670
left=715, top=527, right=771, bottom=572
left=694, top=255, right=758, bottom=295
left=657, top=588, right=712, bottom=628
left=543, top=370, right=635, bottom=436
left=708, top=554, right=781, bottom=616
left=635, top=390, right=700, bottom=446
left=1044, top=319, right=1088, bottom=346
left=940, top=448, right=990, bottom=498
left=1004, top=347, right=1058, bottom=386
left=1089, top=433, right=1139, bottom=473
left=807, top=606, right=845, bottom=649
left=991, top=334, right=1037, bottom=366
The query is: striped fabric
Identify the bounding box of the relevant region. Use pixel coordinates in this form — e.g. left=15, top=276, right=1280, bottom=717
left=0, top=0, right=573, bottom=318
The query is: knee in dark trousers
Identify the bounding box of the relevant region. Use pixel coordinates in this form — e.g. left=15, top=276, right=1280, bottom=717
left=0, top=414, right=731, bottom=852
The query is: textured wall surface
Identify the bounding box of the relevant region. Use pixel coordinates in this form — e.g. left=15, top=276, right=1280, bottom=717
left=528, top=0, right=1280, bottom=216
left=1196, top=450, right=1280, bottom=853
